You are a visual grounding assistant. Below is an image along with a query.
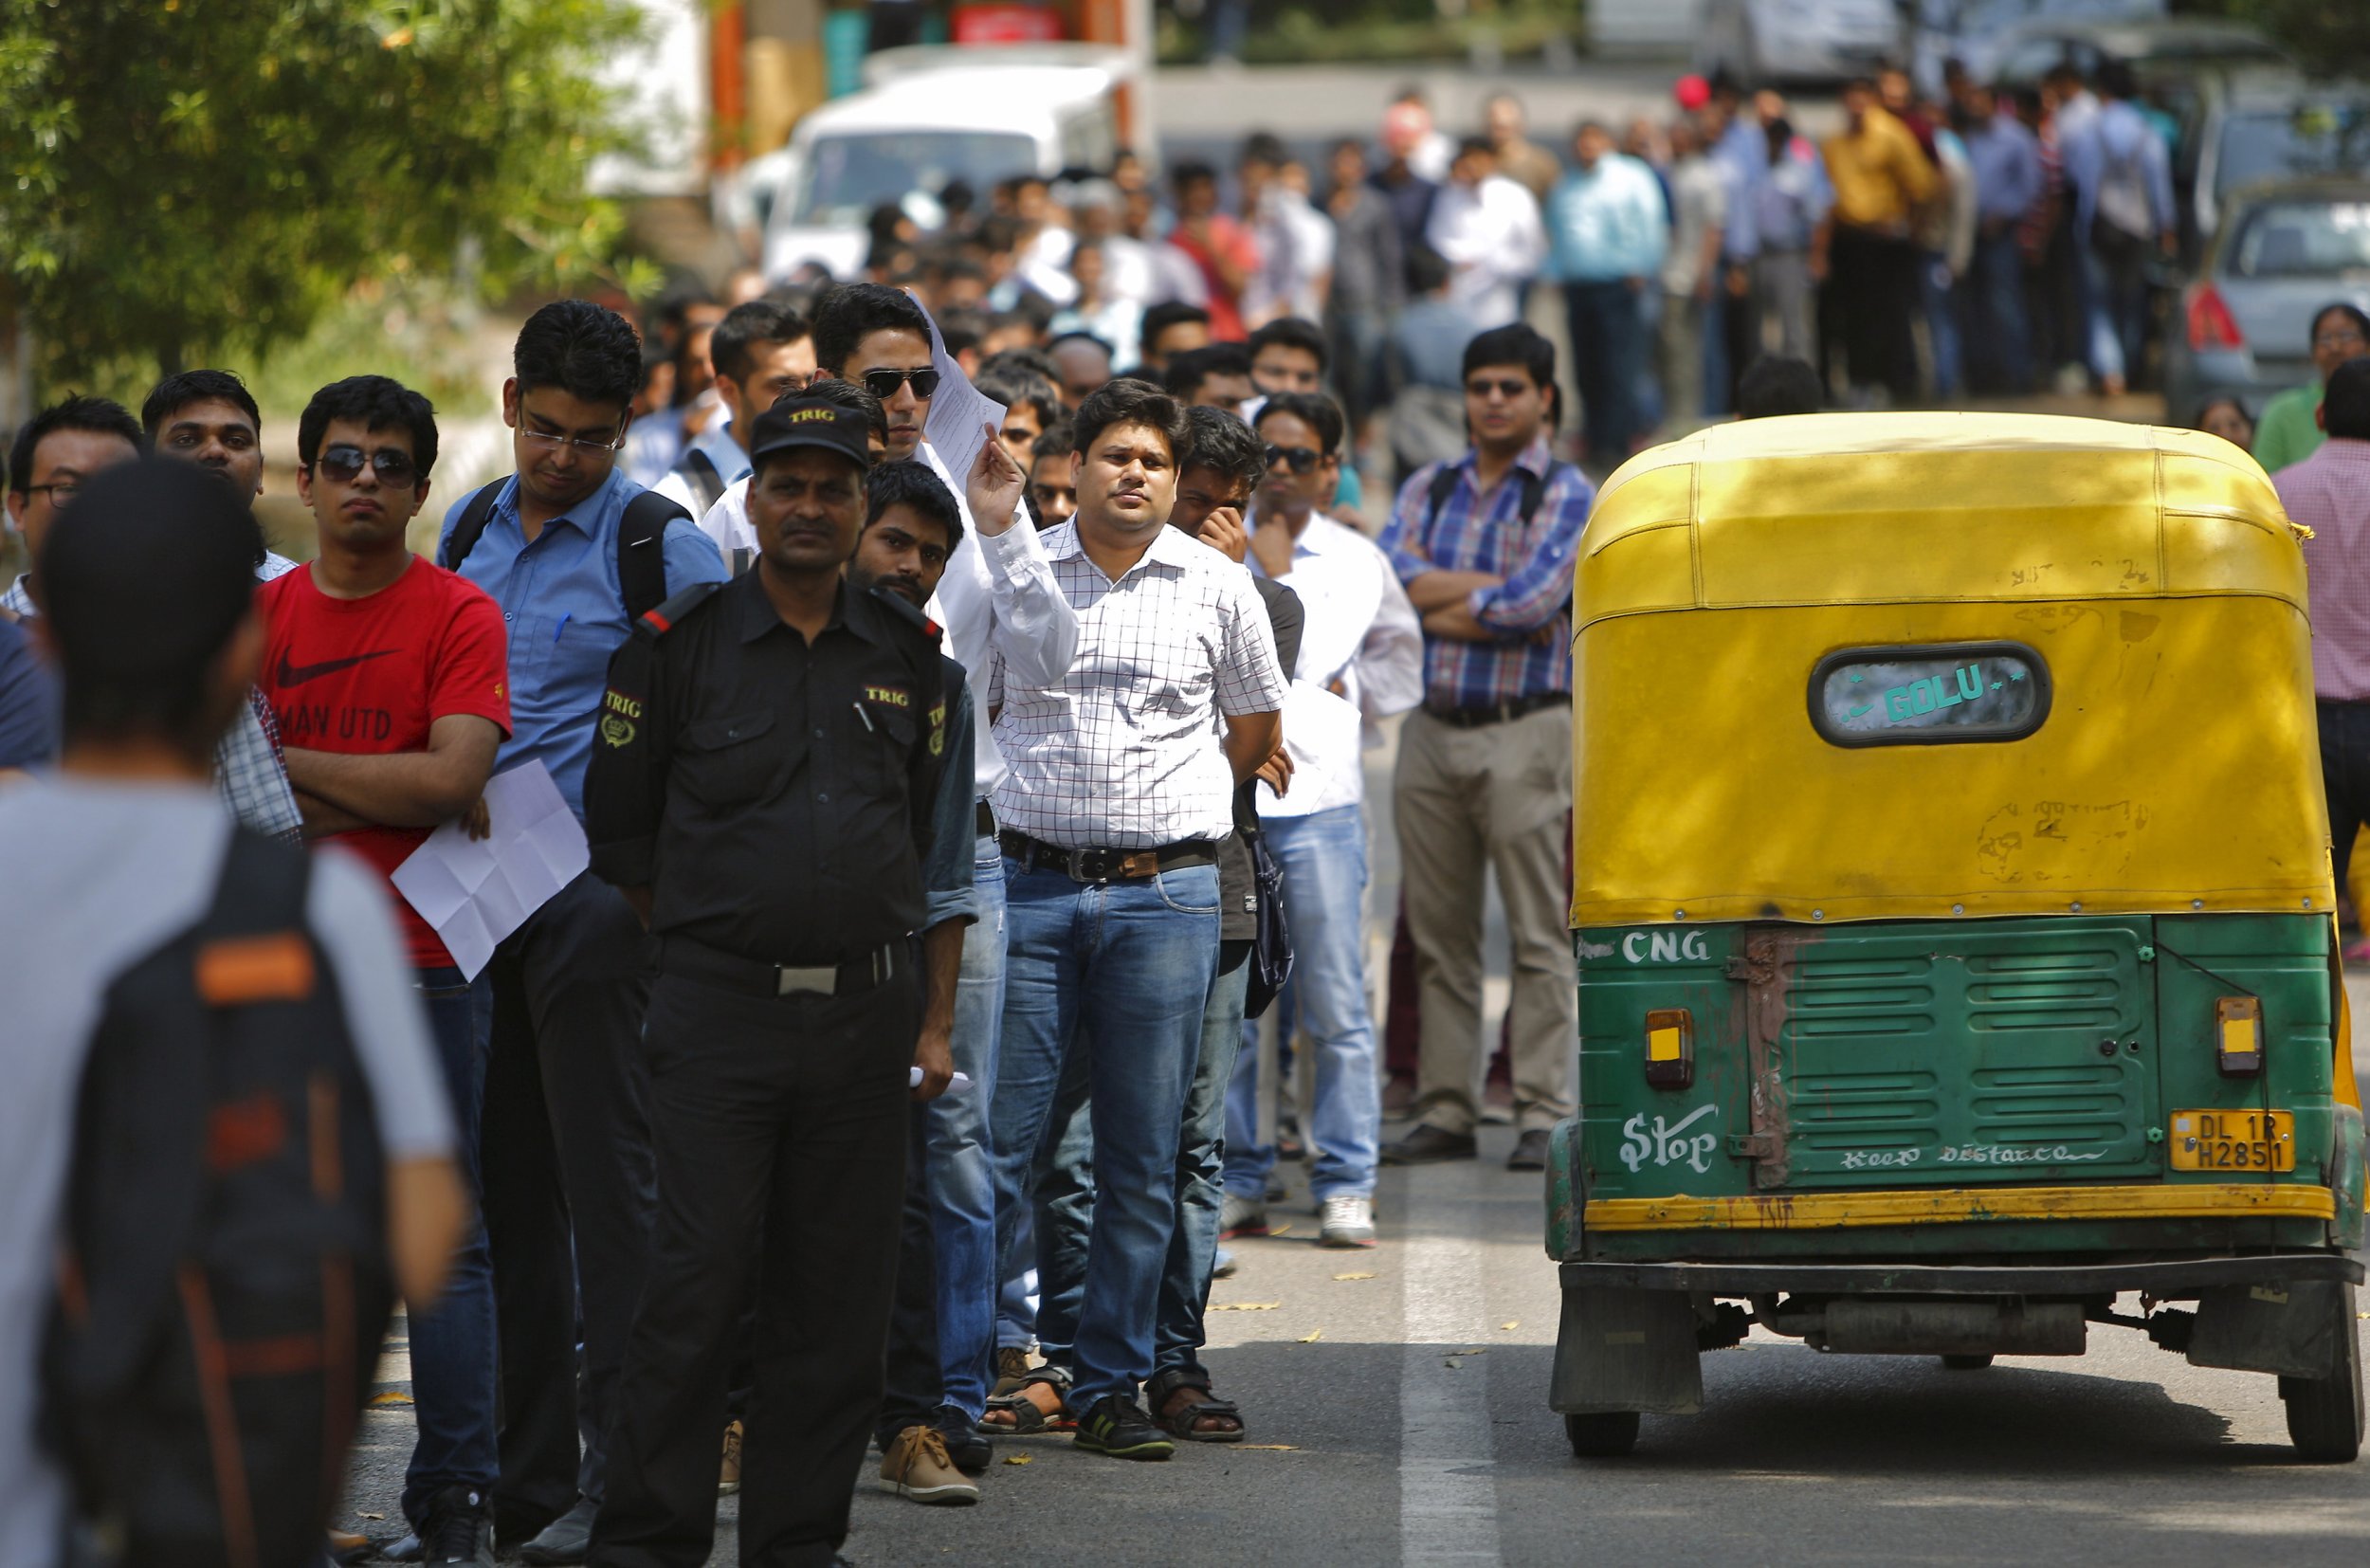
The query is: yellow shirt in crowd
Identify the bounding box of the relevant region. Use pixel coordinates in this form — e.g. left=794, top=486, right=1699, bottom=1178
left=1822, top=107, right=1937, bottom=235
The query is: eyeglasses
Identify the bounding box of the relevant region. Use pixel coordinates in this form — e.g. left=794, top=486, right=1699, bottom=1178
left=862, top=367, right=942, bottom=402
left=517, top=416, right=626, bottom=456
left=1265, top=444, right=1322, bottom=473
left=23, top=481, right=82, bottom=507
left=315, top=445, right=420, bottom=487
left=2315, top=330, right=2368, bottom=350
left=1467, top=376, right=1534, bottom=400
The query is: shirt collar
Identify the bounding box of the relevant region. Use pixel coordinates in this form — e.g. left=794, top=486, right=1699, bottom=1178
left=1462, top=433, right=1557, bottom=485
left=1044, top=519, right=1194, bottom=578
left=693, top=416, right=750, bottom=479
left=726, top=568, right=865, bottom=645
left=495, top=465, right=629, bottom=540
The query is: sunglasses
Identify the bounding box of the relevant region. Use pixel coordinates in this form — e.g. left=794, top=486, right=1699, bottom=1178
left=1467, top=376, right=1534, bottom=400
left=1265, top=444, right=1322, bottom=474
left=862, top=367, right=942, bottom=401
left=315, top=445, right=420, bottom=486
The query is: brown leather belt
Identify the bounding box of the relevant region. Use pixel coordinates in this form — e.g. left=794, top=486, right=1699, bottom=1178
left=1425, top=691, right=1571, bottom=729
left=997, top=830, right=1219, bottom=883
left=658, top=935, right=899, bottom=997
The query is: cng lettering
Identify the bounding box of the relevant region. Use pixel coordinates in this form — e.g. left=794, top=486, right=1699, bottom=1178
left=1622, top=931, right=1710, bottom=963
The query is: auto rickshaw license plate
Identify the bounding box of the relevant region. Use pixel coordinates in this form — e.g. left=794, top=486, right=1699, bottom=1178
left=2168, top=1110, right=2295, bottom=1172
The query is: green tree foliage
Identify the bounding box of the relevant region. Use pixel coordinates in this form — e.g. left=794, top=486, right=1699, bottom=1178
left=0, top=0, right=656, bottom=382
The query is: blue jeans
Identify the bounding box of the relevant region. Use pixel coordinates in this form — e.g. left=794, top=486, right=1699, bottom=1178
left=1157, top=941, right=1252, bottom=1382
left=404, top=968, right=500, bottom=1523
left=2084, top=231, right=2151, bottom=385
left=988, top=858, right=1219, bottom=1409
left=1922, top=248, right=1962, bottom=397
left=928, top=836, right=1005, bottom=1418
left=1562, top=281, right=1646, bottom=466
left=1226, top=806, right=1380, bottom=1203
left=1965, top=228, right=2032, bottom=394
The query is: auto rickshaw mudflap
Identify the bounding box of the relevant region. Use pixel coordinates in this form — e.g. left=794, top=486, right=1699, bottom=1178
left=2191, top=1278, right=2359, bottom=1379
left=1548, top=1286, right=1704, bottom=1415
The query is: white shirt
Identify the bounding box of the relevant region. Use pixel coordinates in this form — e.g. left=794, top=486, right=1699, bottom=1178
left=1425, top=174, right=1546, bottom=328
left=695, top=442, right=1082, bottom=798
left=1249, top=513, right=1422, bottom=817
left=989, top=521, right=1287, bottom=848
left=651, top=416, right=749, bottom=517
left=0, top=784, right=451, bottom=1568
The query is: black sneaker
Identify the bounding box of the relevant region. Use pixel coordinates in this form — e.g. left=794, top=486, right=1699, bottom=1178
left=1072, top=1395, right=1174, bottom=1461
left=417, top=1485, right=494, bottom=1568
left=1379, top=1124, right=1478, bottom=1165
left=935, top=1404, right=994, bottom=1475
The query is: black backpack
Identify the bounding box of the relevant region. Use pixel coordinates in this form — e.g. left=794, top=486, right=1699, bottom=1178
left=1422, top=458, right=1567, bottom=533
left=441, top=481, right=692, bottom=624
left=46, top=830, right=392, bottom=1568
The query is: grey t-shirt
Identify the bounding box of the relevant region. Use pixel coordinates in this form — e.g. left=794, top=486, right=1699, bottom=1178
left=0, top=780, right=452, bottom=1567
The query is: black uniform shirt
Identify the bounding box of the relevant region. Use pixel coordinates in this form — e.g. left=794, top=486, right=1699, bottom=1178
left=585, top=571, right=947, bottom=964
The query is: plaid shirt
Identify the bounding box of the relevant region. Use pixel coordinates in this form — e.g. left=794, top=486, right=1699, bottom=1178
left=1376, top=435, right=1595, bottom=709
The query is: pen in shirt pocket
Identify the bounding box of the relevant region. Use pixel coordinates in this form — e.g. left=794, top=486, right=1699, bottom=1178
left=554, top=612, right=571, bottom=642
left=852, top=702, right=876, bottom=733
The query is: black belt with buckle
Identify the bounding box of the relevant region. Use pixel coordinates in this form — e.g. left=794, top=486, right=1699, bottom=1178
left=997, top=830, right=1219, bottom=883
left=975, top=799, right=997, bottom=839
left=658, top=935, right=899, bottom=998
left=1425, top=690, right=1571, bottom=729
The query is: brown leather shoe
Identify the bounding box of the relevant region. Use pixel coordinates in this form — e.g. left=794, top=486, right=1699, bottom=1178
left=1506, top=1128, right=1553, bottom=1171
left=719, top=1418, right=743, bottom=1496
left=879, top=1424, right=981, bottom=1504
left=327, top=1529, right=375, bottom=1564
left=1379, top=1124, right=1478, bottom=1165
left=990, top=1345, right=1032, bottom=1398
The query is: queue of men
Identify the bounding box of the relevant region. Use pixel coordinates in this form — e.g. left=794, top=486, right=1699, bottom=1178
left=0, top=267, right=1593, bottom=1567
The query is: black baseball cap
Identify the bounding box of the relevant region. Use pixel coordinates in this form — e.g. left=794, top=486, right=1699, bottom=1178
left=746, top=397, right=874, bottom=472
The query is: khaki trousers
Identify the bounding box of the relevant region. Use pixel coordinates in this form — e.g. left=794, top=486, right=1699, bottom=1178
left=1393, top=704, right=1577, bottom=1136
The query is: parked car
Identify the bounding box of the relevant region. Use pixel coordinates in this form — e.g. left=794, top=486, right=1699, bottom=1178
left=2161, top=179, right=2370, bottom=427
left=1982, top=15, right=2289, bottom=95
left=1914, top=0, right=2164, bottom=97
left=760, top=46, right=1136, bottom=282
left=1692, top=0, right=1902, bottom=86
left=2194, top=87, right=2370, bottom=246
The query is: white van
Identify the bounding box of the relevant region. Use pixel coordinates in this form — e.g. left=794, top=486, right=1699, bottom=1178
left=760, top=46, right=1138, bottom=282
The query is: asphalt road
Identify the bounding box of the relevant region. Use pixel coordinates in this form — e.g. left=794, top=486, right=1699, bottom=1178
left=339, top=1032, right=2370, bottom=1565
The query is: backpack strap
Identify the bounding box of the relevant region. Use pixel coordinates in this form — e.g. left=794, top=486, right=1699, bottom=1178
left=438, top=482, right=505, bottom=574
left=728, top=547, right=757, bottom=578
left=618, top=489, right=691, bottom=625
left=1422, top=464, right=1464, bottom=530
left=671, top=446, right=725, bottom=520
left=201, top=827, right=315, bottom=941
left=632, top=578, right=723, bottom=643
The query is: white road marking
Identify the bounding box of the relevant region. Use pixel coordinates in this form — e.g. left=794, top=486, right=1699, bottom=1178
left=1400, top=1162, right=1504, bottom=1566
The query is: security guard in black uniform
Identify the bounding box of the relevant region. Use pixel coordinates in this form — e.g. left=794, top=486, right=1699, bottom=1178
left=583, top=397, right=952, bottom=1568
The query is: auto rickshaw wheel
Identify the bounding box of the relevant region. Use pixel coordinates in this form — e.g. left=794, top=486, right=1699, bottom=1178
left=1940, top=1355, right=1996, bottom=1370
left=1564, top=1411, right=1641, bottom=1458
left=2280, top=1284, right=2364, bottom=1464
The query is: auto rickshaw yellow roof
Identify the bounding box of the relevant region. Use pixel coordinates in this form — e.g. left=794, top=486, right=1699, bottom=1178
left=1571, top=412, right=2331, bottom=927
left=1580, top=411, right=2303, bottom=627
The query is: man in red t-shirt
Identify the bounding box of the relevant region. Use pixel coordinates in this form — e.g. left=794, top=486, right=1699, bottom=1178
left=1164, top=162, right=1261, bottom=342
left=257, top=374, right=511, bottom=1564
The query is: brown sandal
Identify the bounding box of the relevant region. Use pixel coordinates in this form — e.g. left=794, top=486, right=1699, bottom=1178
left=1148, top=1367, right=1245, bottom=1443
left=982, top=1370, right=1075, bottom=1433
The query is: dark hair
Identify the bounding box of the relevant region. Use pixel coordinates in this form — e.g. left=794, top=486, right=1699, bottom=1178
left=1032, top=418, right=1075, bottom=468
left=43, top=459, right=256, bottom=755
left=297, top=374, right=440, bottom=478
left=981, top=344, right=1061, bottom=384
left=1844, top=75, right=1879, bottom=95
left=514, top=299, right=644, bottom=410
left=2195, top=395, right=2252, bottom=435
left=2095, top=59, right=2138, bottom=100
left=709, top=301, right=811, bottom=387
left=788, top=375, right=887, bottom=443
left=1406, top=245, right=1452, bottom=296
left=1163, top=343, right=1250, bottom=399
left=978, top=365, right=1062, bottom=429
left=1140, top=301, right=1211, bottom=356
left=1253, top=390, right=1346, bottom=458
left=1172, top=159, right=1219, bottom=192
left=1072, top=378, right=1189, bottom=462
left=139, top=370, right=260, bottom=440
left=1736, top=356, right=1825, bottom=419
left=2311, top=302, right=2370, bottom=352
left=938, top=309, right=989, bottom=360
left=1249, top=318, right=1330, bottom=376
left=7, top=393, right=142, bottom=496
left=865, top=459, right=965, bottom=553
left=811, top=283, right=932, bottom=376
left=1048, top=331, right=1116, bottom=367
left=1240, top=132, right=1288, bottom=170
left=1180, top=404, right=1267, bottom=491
left=1461, top=323, right=1560, bottom=428
left=1456, top=136, right=1494, bottom=162
left=2324, top=357, right=2370, bottom=442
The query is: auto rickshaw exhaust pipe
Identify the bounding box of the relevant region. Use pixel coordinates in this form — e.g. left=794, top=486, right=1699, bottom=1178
left=1796, top=1300, right=2087, bottom=1357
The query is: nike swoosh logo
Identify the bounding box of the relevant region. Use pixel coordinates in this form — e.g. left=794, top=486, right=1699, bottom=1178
left=276, top=649, right=397, bottom=685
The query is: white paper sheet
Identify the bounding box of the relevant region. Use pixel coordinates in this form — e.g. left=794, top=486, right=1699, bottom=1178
left=910, top=1068, right=975, bottom=1095
left=921, top=301, right=1006, bottom=495
left=392, top=761, right=590, bottom=980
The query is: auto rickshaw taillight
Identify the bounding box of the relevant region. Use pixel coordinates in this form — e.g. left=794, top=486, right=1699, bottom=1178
left=2215, top=997, right=2264, bottom=1077
left=1645, top=1009, right=1694, bottom=1089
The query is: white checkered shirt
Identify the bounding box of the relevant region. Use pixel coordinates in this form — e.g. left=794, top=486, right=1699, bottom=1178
left=989, top=520, right=1287, bottom=849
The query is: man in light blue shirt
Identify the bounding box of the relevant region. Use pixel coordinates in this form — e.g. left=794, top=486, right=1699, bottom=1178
left=1542, top=122, right=1668, bottom=469
left=436, top=299, right=726, bottom=1562
left=1746, top=116, right=1833, bottom=364
left=652, top=300, right=815, bottom=528
left=1960, top=85, right=2044, bottom=392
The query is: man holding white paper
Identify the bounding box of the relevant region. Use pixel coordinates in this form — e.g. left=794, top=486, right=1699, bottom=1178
left=257, top=374, right=512, bottom=1562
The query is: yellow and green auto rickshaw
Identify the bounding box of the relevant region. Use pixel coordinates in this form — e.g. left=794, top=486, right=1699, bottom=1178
left=1545, top=412, right=2366, bottom=1460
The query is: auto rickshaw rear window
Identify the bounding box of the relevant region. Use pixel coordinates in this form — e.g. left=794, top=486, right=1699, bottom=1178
left=1810, top=644, right=2051, bottom=748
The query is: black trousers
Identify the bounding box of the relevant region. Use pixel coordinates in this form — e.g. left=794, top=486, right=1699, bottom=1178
left=480, top=869, right=657, bottom=1532
left=2319, top=701, right=2370, bottom=888
left=875, top=1101, right=941, bottom=1451
left=592, top=966, right=917, bottom=1568
left=1825, top=226, right=1921, bottom=406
